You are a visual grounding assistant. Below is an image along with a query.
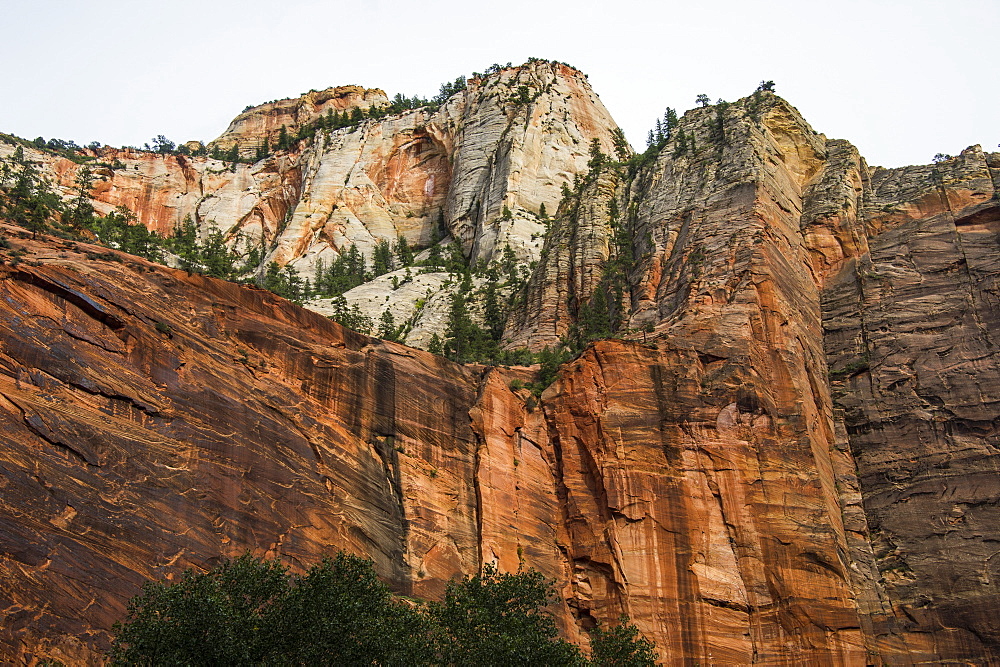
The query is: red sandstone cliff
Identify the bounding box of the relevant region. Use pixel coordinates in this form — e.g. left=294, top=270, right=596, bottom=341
left=1, top=64, right=999, bottom=665
left=0, top=230, right=868, bottom=664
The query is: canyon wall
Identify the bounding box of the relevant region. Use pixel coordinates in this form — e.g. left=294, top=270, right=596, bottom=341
left=1, top=62, right=999, bottom=664
left=0, top=230, right=866, bottom=664
left=506, top=87, right=1000, bottom=661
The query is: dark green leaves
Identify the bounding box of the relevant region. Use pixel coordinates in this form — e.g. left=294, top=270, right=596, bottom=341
left=109, top=554, right=657, bottom=666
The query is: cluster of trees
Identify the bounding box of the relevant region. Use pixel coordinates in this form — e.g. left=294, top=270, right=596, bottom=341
left=425, top=243, right=536, bottom=367
left=0, top=145, right=64, bottom=238
left=0, top=143, right=287, bottom=297
left=432, top=76, right=468, bottom=105
left=645, top=108, right=679, bottom=153
left=109, top=552, right=657, bottom=666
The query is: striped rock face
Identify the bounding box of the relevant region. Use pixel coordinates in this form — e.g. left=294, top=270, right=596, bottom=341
left=1, top=62, right=999, bottom=665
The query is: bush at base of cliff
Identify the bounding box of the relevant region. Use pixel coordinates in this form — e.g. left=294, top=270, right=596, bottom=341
left=108, top=553, right=655, bottom=666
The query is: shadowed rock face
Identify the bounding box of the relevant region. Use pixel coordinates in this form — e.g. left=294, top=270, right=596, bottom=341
left=2, top=70, right=1000, bottom=664
left=823, top=148, right=1000, bottom=661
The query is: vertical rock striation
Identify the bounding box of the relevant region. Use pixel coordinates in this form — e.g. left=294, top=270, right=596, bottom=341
left=822, top=146, right=1000, bottom=660
left=1, top=63, right=999, bottom=665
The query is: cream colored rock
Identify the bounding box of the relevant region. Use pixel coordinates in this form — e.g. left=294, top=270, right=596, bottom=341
left=16, top=60, right=621, bottom=352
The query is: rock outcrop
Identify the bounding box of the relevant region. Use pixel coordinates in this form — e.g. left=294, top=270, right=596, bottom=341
left=506, top=87, right=1000, bottom=661
left=210, top=85, right=389, bottom=153
left=822, top=146, right=1000, bottom=660
left=0, top=60, right=619, bottom=348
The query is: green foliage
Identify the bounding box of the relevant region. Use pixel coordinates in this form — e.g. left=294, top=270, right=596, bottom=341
left=630, top=107, right=679, bottom=169
left=259, top=261, right=306, bottom=303
left=151, top=135, right=176, bottom=154
left=757, top=80, right=776, bottom=92
left=379, top=309, right=402, bottom=342
left=88, top=206, right=164, bottom=262
left=829, top=354, right=871, bottom=380
left=394, top=234, right=414, bottom=267
left=712, top=100, right=731, bottom=144
left=0, top=147, right=63, bottom=238
left=373, top=238, right=393, bottom=277
left=587, top=138, right=606, bottom=173
left=589, top=616, right=657, bottom=666
left=432, top=76, right=468, bottom=106
left=527, top=345, right=572, bottom=396
left=110, top=553, right=654, bottom=666
left=430, top=563, right=583, bottom=667
left=69, top=166, right=96, bottom=227
left=428, top=332, right=444, bottom=355
left=435, top=243, right=535, bottom=366
left=385, top=92, right=430, bottom=114
left=109, top=553, right=289, bottom=665
left=269, top=553, right=431, bottom=666
left=165, top=215, right=256, bottom=283
left=671, top=130, right=686, bottom=157
left=109, top=552, right=429, bottom=666
left=326, top=294, right=374, bottom=334
left=444, top=273, right=482, bottom=362
left=610, top=128, right=631, bottom=161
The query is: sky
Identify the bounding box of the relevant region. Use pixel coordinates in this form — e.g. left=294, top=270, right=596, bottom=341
left=1, top=0, right=995, bottom=168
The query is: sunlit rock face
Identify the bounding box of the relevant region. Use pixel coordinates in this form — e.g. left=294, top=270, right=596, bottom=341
left=2, top=61, right=1000, bottom=665
left=1, top=60, right=619, bottom=348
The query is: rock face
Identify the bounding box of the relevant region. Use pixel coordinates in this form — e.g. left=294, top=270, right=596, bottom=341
left=2, top=64, right=1000, bottom=665
left=505, top=86, right=1000, bottom=662
left=0, top=232, right=865, bottom=664
left=210, top=85, right=389, bottom=153
left=0, top=233, right=482, bottom=663
left=822, top=146, right=1000, bottom=660
left=0, top=60, right=620, bottom=347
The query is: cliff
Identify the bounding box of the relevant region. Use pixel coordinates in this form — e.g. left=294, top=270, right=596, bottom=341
left=1, top=62, right=999, bottom=664
left=505, top=87, right=1000, bottom=661
left=0, top=60, right=620, bottom=349
left=0, top=230, right=865, bottom=664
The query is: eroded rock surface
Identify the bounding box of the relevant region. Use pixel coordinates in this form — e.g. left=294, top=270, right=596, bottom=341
left=0, top=60, right=619, bottom=349
left=823, top=146, right=1000, bottom=661
left=2, top=67, right=1000, bottom=666
left=0, top=232, right=871, bottom=664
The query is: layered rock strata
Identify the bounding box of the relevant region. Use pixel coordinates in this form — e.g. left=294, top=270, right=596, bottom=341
left=0, top=60, right=619, bottom=348
left=1, top=65, right=999, bottom=666
left=507, top=87, right=1000, bottom=662
left=822, top=146, right=1000, bottom=660
left=0, top=231, right=867, bottom=664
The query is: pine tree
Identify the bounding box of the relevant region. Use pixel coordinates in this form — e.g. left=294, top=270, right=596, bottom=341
left=275, top=125, right=290, bottom=152
left=394, top=235, right=414, bottom=267
left=373, top=239, right=393, bottom=276
left=378, top=310, right=399, bottom=341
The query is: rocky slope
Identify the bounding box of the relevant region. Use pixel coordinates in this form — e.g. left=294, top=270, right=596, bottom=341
left=1, top=61, right=999, bottom=664
left=0, top=60, right=619, bottom=348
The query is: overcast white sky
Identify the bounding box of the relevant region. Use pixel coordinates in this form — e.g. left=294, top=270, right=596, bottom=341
left=2, top=0, right=995, bottom=168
